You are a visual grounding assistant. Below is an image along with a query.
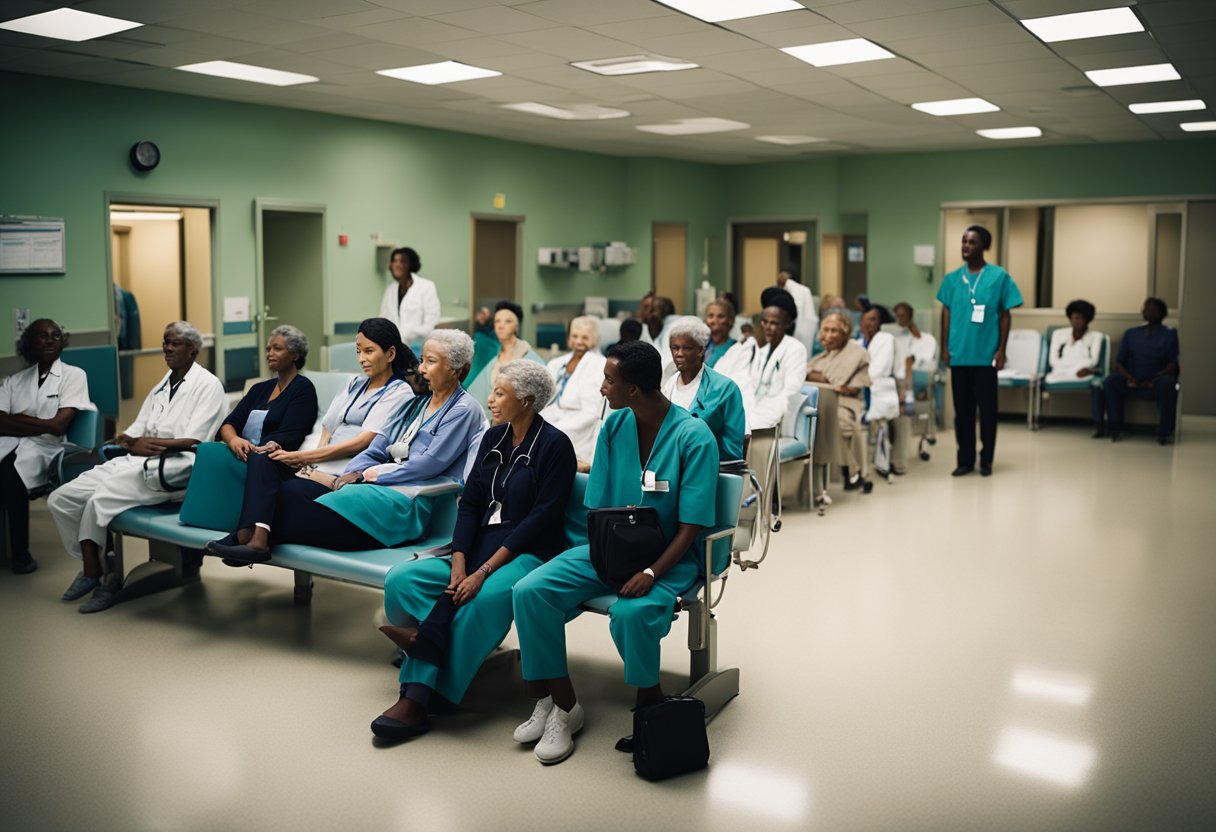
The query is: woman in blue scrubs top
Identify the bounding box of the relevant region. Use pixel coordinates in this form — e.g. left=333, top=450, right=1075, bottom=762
left=371, top=360, right=576, bottom=741
left=512, top=340, right=719, bottom=765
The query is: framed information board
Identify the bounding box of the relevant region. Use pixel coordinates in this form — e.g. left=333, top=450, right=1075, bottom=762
left=0, top=216, right=66, bottom=274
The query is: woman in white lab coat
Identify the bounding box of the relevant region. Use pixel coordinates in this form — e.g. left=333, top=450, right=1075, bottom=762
left=860, top=307, right=900, bottom=423
left=0, top=319, right=93, bottom=574
left=744, top=290, right=808, bottom=431
left=379, top=247, right=440, bottom=348
left=539, top=316, right=606, bottom=467
left=49, top=321, right=227, bottom=613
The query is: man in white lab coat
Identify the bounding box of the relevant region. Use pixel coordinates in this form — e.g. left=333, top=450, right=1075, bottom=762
left=777, top=269, right=817, bottom=356
left=49, top=321, right=227, bottom=613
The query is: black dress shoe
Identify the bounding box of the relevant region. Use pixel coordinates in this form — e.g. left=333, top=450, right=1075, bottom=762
left=1091, top=429, right=1107, bottom=439
left=206, top=540, right=271, bottom=563
left=980, top=464, right=992, bottom=477
left=951, top=466, right=974, bottom=477
left=1157, top=435, right=1172, bottom=446
left=370, top=715, right=431, bottom=741
left=615, top=734, right=634, bottom=753
left=11, top=558, right=38, bottom=574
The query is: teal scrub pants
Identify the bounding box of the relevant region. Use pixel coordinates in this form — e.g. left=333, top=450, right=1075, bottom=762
left=384, top=553, right=543, bottom=704
left=512, top=544, right=699, bottom=689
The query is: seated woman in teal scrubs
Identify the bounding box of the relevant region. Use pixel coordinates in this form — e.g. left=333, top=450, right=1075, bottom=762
left=511, top=340, right=719, bottom=766
left=206, top=329, right=485, bottom=562
left=661, top=316, right=747, bottom=461
left=371, top=360, right=576, bottom=741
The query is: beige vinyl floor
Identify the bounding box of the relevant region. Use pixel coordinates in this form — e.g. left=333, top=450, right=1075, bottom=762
left=2, top=419, right=1214, bottom=832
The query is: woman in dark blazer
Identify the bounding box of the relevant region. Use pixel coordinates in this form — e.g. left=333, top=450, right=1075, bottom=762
left=218, top=325, right=318, bottom=459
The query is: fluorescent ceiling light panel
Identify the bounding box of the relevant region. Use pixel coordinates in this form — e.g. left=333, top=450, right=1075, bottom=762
left=110, top=211, right=183, bottom=222
left=976, top=126, right=1042, bottom=140
left=992, top=726, right=1096, bottom=789
left=755, top=135, right=829, bottom=145
left=1180, top=121, right=1216, bottom=132
left=1084, top=63, right=1180, bottom=87
left=636, top=117, right=749, bottom=136
left=1128, top=99, right=1205, bottom=114
left=781, top=38, right=895, bottom=68
left=1020, top=7, right=1143, bottom=43
left=377, top=61, right=501, bottom=85
left=655, top=0, right=802, bottom=23
left=501, top=102, right=630, bottom=120
left=912, top=97, right=1000, bottom=116
left=571, top=55, right=698, bottom=76
left=0, top=8, right=142, bottom=41
left=176, top=61, right=318, bottom=87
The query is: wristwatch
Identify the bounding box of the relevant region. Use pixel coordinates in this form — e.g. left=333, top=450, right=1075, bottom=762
left=643, top=568, right=656, bottom=579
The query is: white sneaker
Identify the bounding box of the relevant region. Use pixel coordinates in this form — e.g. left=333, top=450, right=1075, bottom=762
left=534, top=702, right=584, bottom=765
left=513, top=696, right=554, bottom=744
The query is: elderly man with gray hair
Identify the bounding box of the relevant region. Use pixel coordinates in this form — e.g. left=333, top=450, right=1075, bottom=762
left=371, top=358, right=576, bottom=741
left=51, top=320, right=227, bottom=613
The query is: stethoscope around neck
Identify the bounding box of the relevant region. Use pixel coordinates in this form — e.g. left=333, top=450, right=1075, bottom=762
left=484, top=416, right=543, bottom=515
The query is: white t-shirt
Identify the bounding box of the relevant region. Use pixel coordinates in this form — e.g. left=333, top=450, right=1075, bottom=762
left=662, top=366, right=703, bottom=411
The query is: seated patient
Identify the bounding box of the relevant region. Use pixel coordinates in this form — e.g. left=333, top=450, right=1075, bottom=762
left=806, top=312, right=872, bottom=491
left=50, top=321, right=226, bottom=612
left=662, top=316, right=747, bottom=461
left=1044, top=300, right=1104, bottom=436
left=859, top=306, right=900, bottom=474
left=540, top=315, right=606, bottom=468
left=218, top=325, right=318, bottom=464
left=207, top=329, right=486, bottom=562
left=0, top=319, right=92, bottom=575
left=1104, top=296, right=1180, bottom=444
left=512, top=340, right=719, bottom=766
left=371, top=361, right=576, bottom=741
left=743, top=289, right=808, bottom=432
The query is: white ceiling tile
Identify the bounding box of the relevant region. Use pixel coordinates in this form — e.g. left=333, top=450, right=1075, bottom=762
left=821, top=0, right=990, bottom=24
left=498, top=26, right=636, bottom=60
left=431, top=6, right=557, bottom=35
left=283, top=32, right=373, bottom=54
left=996, top=0, right=1135, bottom=17
left=312, top=41, right=442, bottom=70
left=585, top=15, right=708, bottom=40
left=301, top=8, right=409, bottom=30
left=356, top=17, right=484, bottom=47
left=239, top=0, right=379, bottom=17
left=437, top=36, right=539, bottom=61
left=718, top=10, right=829, bottom=34
left=634, top=28, right=763, bottom=58
left=746, top=21, right=858, bottom=48
left=514, top=0, right=674, bottom=26
left=850, top=5, right=1013, bottom=40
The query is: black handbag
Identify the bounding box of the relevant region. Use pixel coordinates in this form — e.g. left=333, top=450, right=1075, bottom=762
left=632, top=696, right=710, bottom=782
left=587, top=505, right=665, bottom=587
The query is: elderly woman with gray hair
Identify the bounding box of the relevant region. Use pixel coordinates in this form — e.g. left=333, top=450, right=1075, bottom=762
left=371, top=359, right=576, bottom=741
left=51, top=321, right=227, bottom=612
left=209, top=328, right=486, bottom=563
left=662, top=316, right=748, bottom=461
left=540, top=315, right=606, bottom=466
left=806, top=311, right=872, bottom=492
left=217, top=325, right=318, bottom=462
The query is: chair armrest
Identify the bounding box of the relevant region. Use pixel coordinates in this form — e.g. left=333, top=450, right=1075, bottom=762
left=703, top=525, right=735, bottom=609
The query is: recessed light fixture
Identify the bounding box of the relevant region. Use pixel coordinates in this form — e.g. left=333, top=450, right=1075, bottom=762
left=912, top=97, right=1000, bottom=116
left=977, top=126, right=1042, bottom=140
left=781, top=38, right=895, bottom=68
left=636, top=117, right=749, bottom=136
left=1180, top=121, right=1216, bottom=132
left=377, top=61, right=501, bottom=85
left=176, top=61, right=318, bottom=87
left=1020, top=7, right=1143, bottom=43
left=0, top=8, right=142, bottom=41
left=1084, top=63, right=1180, bottom=87
left=1128, top=99, right=1205, bottom=114
left=501, top=102, right=630, bottom=120
left=655, top=0, right=802, bottom=23
left=755, top=135, right=829, bottom=145
left=571, top=55, right=699, bottom=76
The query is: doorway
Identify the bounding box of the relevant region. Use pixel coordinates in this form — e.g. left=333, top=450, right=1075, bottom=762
left=730, top=220, right=816, bottom=317
left=471, top=214, right=522, bottom=333
left=256, top=202, right=325, bottom=378
left=108, top=200, right=216, bottom=428
left=652, top=222, right=687, bottom=312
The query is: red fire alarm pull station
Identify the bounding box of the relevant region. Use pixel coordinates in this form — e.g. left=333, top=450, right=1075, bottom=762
left=338, top=234, right=349, bottom=246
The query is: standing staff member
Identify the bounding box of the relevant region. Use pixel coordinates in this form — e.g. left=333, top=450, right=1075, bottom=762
left=937, top=225, right=1023, bottom=477
left=379, top=247, right=440, bottom=348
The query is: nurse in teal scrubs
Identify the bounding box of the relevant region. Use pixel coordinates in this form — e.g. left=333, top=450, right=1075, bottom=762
left=511, top=340, right=719, bottom=765
left=703, top=298, right=737, bottom=369
left=662, top=316, right=747, bottom=461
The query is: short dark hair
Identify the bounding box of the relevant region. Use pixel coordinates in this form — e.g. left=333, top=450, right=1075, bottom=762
left=760, top=286, right=797, bottom=323
left=618, top=318, right=643, bottom=342
left=390, top=247, right=421, bottom=273
left=357, top=317, right=418, bottom=379
left=494, top=299, right=524, bottom=326
left=866, top=304, right=895, bottom=325
left=606, top=340, right=662, bottom=392
left=1144, top=297, right=1168, bottom=319
left=653, top=296, right=675, bottom=318
left=1065, top=300, right=1096, bottom=323
left=17, top=318, right=67, bottom=364
left=965, top=225, right=993, bottom=250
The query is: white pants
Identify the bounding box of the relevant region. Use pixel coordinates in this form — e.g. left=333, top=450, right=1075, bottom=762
left=47, top=456, right=178, bottom=558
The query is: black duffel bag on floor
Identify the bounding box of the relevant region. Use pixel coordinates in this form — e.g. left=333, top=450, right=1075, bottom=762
left=632, top=696, right=710, bottom=782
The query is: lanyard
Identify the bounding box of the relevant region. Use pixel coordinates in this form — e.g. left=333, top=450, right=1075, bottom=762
left=342, top=377, right=399, bottom=424
left=961, top=265, right=985, bottom=304
left=551, top=367, right=573, bottom=406
left=485, top=416, right=543, bottom=515
left=757, top=342, right=782, bottom=394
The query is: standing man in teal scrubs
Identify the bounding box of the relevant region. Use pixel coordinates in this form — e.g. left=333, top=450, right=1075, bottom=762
left=937, top=225, right=1023, bottom=477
